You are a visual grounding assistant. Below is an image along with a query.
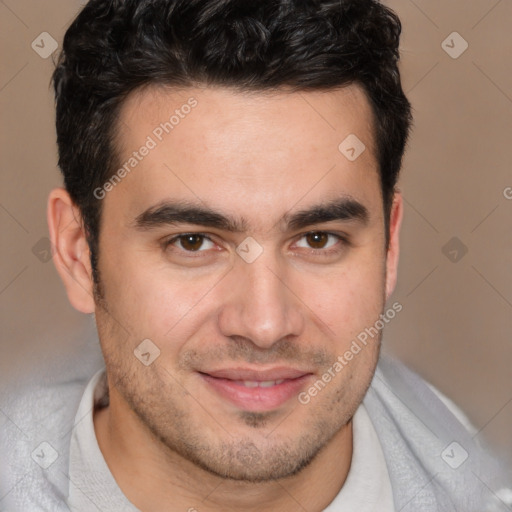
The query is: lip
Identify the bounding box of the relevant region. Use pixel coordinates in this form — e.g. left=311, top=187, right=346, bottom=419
left=202, top=366, right=312, bottom=381
left=198, top=367, right=314, bottom=412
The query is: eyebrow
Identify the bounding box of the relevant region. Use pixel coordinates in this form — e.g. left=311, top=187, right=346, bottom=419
left=132, top=196, right=369, bottom=233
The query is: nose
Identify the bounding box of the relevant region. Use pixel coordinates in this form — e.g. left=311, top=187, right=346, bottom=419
left=217, top=252, right=305, bottom=350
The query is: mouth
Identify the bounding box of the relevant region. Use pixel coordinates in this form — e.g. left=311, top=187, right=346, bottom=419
left=197, top=367, right=314, bottom=412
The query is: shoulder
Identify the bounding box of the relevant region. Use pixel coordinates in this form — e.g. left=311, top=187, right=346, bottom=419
left=363, top=351, right=512, bottom=512
left=370, top=352, right=477, bottom=433
left=0, top=343, right=104, bottom=511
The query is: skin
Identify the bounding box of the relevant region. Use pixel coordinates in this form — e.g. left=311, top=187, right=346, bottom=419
left=48, top=83, right=403, bottom=512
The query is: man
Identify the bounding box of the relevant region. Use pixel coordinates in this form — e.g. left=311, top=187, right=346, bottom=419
left=1, top=0, right=511, bottom=511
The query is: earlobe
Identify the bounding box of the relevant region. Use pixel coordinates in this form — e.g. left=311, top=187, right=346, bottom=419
left=385, top=191, right=403, bottom=299
left=47, top=188, right=96, bottom=314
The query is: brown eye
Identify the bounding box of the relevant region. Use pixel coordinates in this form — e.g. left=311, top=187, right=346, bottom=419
left=305, top=232, right=330, bottom=249
left=294, top=231, right=347, bottom=256
left=178, top=234, right=205, bottom=251
left=165, top=233, right=215, bottom=253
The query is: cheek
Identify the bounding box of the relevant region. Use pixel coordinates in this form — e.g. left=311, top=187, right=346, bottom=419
left=98, top=244, right=215, bottom=338
left=300, top=253, right=386, bottom=338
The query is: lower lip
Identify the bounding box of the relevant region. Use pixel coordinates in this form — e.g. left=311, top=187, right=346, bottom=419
left=199, top=373, right=313, bottom=412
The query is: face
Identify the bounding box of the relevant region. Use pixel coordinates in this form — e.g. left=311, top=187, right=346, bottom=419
left=91, top=84, right=399, bottom=482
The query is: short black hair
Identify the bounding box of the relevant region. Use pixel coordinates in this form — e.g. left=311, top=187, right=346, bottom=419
left=53, top=0, right=412, bottom=282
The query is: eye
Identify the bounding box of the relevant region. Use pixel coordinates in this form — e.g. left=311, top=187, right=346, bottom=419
left=165, top=233, right=215, bottom=253
left=162, top=230, right=349, bottom=260
left=294, top=231, right=347, bottom=255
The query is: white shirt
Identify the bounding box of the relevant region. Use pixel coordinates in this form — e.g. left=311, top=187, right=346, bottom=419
left=67, top=369, right=395, bottom=512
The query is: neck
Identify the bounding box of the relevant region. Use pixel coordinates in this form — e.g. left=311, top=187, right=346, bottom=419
left=94, top=389, right=353, bottom=512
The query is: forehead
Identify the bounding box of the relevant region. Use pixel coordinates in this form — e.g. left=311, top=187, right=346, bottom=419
left=117, top=84, right=376, bottom=154
left=107, top=84, right=380, bottom=231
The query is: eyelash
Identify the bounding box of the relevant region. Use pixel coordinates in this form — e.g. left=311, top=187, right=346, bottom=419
left=162, top=231, right=350, bottom=258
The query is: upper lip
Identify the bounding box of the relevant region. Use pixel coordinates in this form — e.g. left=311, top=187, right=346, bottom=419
left=199, top=367, right=313, bottom=381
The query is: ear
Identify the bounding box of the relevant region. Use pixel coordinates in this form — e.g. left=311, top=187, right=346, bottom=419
left=47, top=188, right=95, bottom=313
left=385, top=191, right=403, bottom=299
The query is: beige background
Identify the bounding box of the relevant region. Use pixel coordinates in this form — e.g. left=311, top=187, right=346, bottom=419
left=1, top=0, right=511, bottom=461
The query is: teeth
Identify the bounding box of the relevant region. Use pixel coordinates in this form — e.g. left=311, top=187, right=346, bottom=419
left=259, top=380, right=277, bottom=388
left=240, top=379, right=285, bottom=388
left=243, top=381, right=259, bottom=388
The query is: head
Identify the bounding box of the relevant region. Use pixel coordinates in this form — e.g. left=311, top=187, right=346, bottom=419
left=49, top=0, right=411, bottom=482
